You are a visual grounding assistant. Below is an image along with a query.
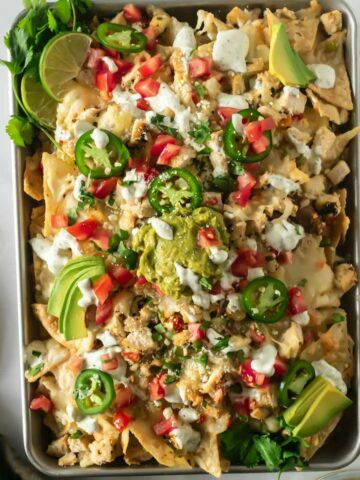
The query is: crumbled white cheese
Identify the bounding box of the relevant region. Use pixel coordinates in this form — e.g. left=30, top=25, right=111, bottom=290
left=178, top=407, right=200, bottom=423
left=267, top=174, right=300, bottom=195
left=247, top=267, right=265, bottom=281
left=30, top=229, right=81, bottom=274
left=173, top=25, right=197, bottom=57
left=209, top=247, right=228, bottom=264
left=96, top=330, right=118, bottom=347
left=77, top=279, right=98, bottom=308
left=217, top=93, right=249, bottom=110
left=226, top=293, right=241, bottom=313
left=251, top=344, right=277, bottom=377
left=163, top=407, right=173, bottom=419
left=119, top=169, right=148, bottom=201
left=112, top=87, right=144, bottom=118
left=276, top=86, right=307, bottom=115
left=291, top=311, right=310, bottom=326
left=264, top=220, right=305, bottom=252
left=242, top=237, right=258, bottom=251
left=307, top=64, right=336, bottom=89
left=171, top=425, right=201, bottom=452
left=312, top=359, right=347, bottom=394
left=148, top=217, right=173, bottom=240
left=90, top=128, right=109, bottom=149
left=101, top=56, right=118, bottom=73
left=213, top=29, right=249, bottom=73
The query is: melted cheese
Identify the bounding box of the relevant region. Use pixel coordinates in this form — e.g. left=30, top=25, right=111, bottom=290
left=213, top=29, right=249, bottom=73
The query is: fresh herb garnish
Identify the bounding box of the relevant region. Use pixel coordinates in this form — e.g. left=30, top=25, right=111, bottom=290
left=70, top=430, right=82, bottom=439
left=212, top=174, right=236, bottom=194
left=199, top=277, right=212, bottom=291
left=154, top=323, right=166, bottom=333
left=197, top=352, right=208, bottom=367
left=212, top=336, right=230, bottom=352
left=200, top=321, right=211, bottom=331
left=67, top=208, right=77, bottom=225
left=32, top=350, right=42, bottom=357
left=192, top=340, right=203, bottom=352
left=27, top=362, right=44, bottom=377
left=164, top=362, right=182, bottom=375
left=150, top=114, right=182, bottom=140
left=117, top=241, right=138, bottom=270
left=189, top=121, right=211, bottom=144
left=6, top=115, right=35, bottom=147
left=164, top=375, right=176, bottom=384
left=194, top=82, right=206, bottom=100
left=77, top=180, right=95, bottom=211
left=332, top=312, right=345, bottom=323
left=297, top=278, right=307, bottom=287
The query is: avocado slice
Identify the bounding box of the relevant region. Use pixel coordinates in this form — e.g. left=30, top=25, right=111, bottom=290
left=48, top=256, right=101, bottom=320
left=60, top=261, right=105, bottom=340
left=283, top=376, right=329, bottom=427
left=269, top=22, right=316, bottom=87
left=292, top=381, right=352, bottom=438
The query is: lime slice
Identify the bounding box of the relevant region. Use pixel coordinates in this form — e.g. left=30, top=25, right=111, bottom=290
left=21, top=72, right=58, bottom=129
left=39, top=32, right=92, bottom=102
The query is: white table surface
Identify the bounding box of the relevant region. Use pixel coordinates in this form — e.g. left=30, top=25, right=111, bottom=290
left=0, top=1, right=359, bottom=479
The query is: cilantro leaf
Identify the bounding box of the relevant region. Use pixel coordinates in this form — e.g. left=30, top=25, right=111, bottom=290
left=194, top=82, right=206, bottom=100
left=6, top=116, right=35, bottom=147
left=1, top=28, right=33, bottom=74
left=27, top=362, right=44, bottom=377
left=212, top=174, right=235, bottom=194
left=118, top=241, right=138, bottom=270
left=212, top=336, right=230, bottom=352
left=23, top=0, right=46, bottom=8
left=107, top=30, right=132, bottom=48
left=333, top=312, right=345, bottom=323
left=54, top=0, right=72, bottom=23
left=77, top=180, right=95, bottom=211
left=82, top=144, right=113, bottom=171
left=150, top=114, right=182, bottom=140
left=189, top=121, right=211, bottom=144
left=254, top=436, right=281, bottom=472
left=199, top=277, right=212, bottom=291
left=47, top=10, right=59, bottom=32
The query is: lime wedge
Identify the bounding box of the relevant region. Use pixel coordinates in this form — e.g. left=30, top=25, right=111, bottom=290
left=21, top=72, right=58, bottom=129
left=39, top=32, right=92, bottom=102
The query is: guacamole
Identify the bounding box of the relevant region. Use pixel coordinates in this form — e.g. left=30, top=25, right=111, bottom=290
left=133, top=207, right=229, bottom=297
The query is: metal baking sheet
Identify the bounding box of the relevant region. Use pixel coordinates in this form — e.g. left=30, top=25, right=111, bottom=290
left=12, top=0, right=360, bottom=476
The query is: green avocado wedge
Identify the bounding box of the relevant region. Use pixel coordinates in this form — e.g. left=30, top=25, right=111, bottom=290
left=269, top=22, right=316, bottom=87
left=48, top=257, right=101, bottom=320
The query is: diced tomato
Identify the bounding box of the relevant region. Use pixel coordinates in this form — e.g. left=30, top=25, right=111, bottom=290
left=260, top=117, right=276, bottom=132
left=143, top=26, right=157, bottom=50
left=230, top=249, right=257, bottom=277
left=240, top=359, right=269, bottom=387
left=209, top=281, right=222, bottom=295
left=198, top=414, right=206, bottom=424
left=123, top=3, right=142, bottom=22
left=101, top=353, right=119, bottom=371
left=292, top=113, right=304, bottom=123
left=67, top=219, right=97, bottom=240
left=197, top=227, right=221, bottom=249
left=232, top=396, right=251, bottom=417
left=288, top=287, right=307, bottom=316
left=244, top=162, right=261, bottom=173
left=135, top=276, right=148, bottom=287
left=134, top=78, right=160, bottom=97
left=249, top=325, right=265, bottom=344
left=153, top=415, right=177, bottom=436
left=96, top=68, right=118, bottom=94
left=139, top=166, right=159, bottom=183
left=89, top=228, right=111, bottom=251
left=231, top=172, right=256, bottom=208
left=113, top=410, right=133, bottom=432
left=188, top=57, right=212, bottom=79
left=217, top=107, right=239, bottom=125
left=115, top=385, right=135, bottom=408
left=87, top=48, right=105, bottom=69
left=277, top=251, right=293, bottom=265
left=95, top=299, right=112, bottom=325
left=149, top=374, right=166, bottom=400
left=90, top=178, right=118, bottom=199
left=108, top=265, right=135, bottom=287
left=191, top=90, right=200, bottom=105
left=114, top=58, right=134, bottom=76
left=51, top=214, right=68, bottom=228
left=121, top=351, right=140, bottom=363
left=136, top=98, right=150, bottom=111
left=273, top=357, right=288, bottom=376
left=93, top=273, right=115, bottom=304
left=150, top=134, right=177, bottom=157
left=188, top=323, right=205, bottom=342
left=139, top=54, right=163, bottom=78
left=68, top=355, right=83, bottom=373
left=30, top=395, right=53, bottom=414
left=171, top=314, right=184, bottom=333
left=244, top=121, right=263, bottom=143
left=157, top=144, right=181, bottom=165
left=205, top=196, right=219, bottom=207
left=251, top=135, right=270, bottom=154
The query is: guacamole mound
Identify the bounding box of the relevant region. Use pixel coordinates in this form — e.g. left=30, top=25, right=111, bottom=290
left=133, top=207, right=229, bottom=297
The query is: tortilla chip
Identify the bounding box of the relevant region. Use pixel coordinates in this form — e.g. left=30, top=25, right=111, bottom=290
left=193, top=432, right=222, bottom=478
left=29, top=206, right=45, bottom=238
left=25, top=338, right=69, bottom=382
left=121, top=430, right=152, bottom=465
left=301, top=414, right=341, bottom=461
left=306, top=89, right=349, bottom=125
left=128, top=416, right=190, bottom=468
left=24, top=151, right=44, bottom=201
left=326, top=188, right=350, bottom=247
left=42, top=152, right=77, bottom=237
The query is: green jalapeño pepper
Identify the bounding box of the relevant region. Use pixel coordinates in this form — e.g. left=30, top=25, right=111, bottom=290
left=75, top=129, right=129, bottom=179
left=148, top=167, right=202, bottom=214
left=242, top=276, right=288, bottom=323
left=224, top=108, right=273, bottom=165
left=279, top=359, right=315, bottom=407
left=73, top=368, right=115, bottom=415
left=97, top=23, right=147, bottom=53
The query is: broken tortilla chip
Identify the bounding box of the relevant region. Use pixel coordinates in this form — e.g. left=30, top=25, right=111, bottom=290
left=193, top=432, right=222, bottom=478
left=24, top=151, right=44, bottom=201
left=25, top=338, right=69, bottom=382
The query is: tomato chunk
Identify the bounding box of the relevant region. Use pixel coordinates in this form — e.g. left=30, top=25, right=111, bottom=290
left=240, top=359, right=269, bottom=387
left=136, top=98, right=150, bottom=111
left=188, top=57, right=212, bottom=79
left=157, top=144, right=181, bottom=165
left=108, top=265, right=135, bottom=287
left=143, top=26, right=157, bottom=50
left=95, top=299, right=112, bottom=325
left=260, top=117, right=276, bottom=132
left=101, top=353, right=119, bottom=371
left=244, top=121, right=263, bottom=143
left=51, top=214, right=68, bottom=228
left=273, top=357, right=288, bottom=376
left=121, top=351, right=140, bottom=363
left=188, top=323, right=205, bottom=342
left=134, top=78, right=160, bottom=97
left=231, top=249, right=257, bottom=277
left=149, top=374, right=166, bottom=400
left=232, top=396, right=251, bottom=417
left=197, top=227, right=221, bottom=248
left=93, top=273, right=115, bottom=304
left=123, top=3, right=142, bottom=22
left=231, top=172, right=256, bottom=207
left=150, top=134, right=177, bottom=157
left=217, top=107, right=239, bottom=125
left=113, top=410, right=133, bottom=432
left=288, top=287, right=307, bottom=316
left=251, top=135, right=270, bottom=154
left=139, top=54, right=162, bottom=78
left=171, top=314, right=184, bottom=333
left=67, top=219, right=97, bottom=240
left=87, top=48, right=105, bottom=69
left=115, top=385, right=135, bottom=408
left=249, top=325, right=265, bottom=344
left=91, top=178, right=117, bottom=199
left=96, top=65, right=118, bottom=94
left=89, top=228, right=111, bottom=251
left=30, top=395, right=53, bottom=414
left=153, top=415, right=177, bottom=436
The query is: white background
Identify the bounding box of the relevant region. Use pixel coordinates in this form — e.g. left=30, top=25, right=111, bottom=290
left=0, top=1, right=359, bottom=479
